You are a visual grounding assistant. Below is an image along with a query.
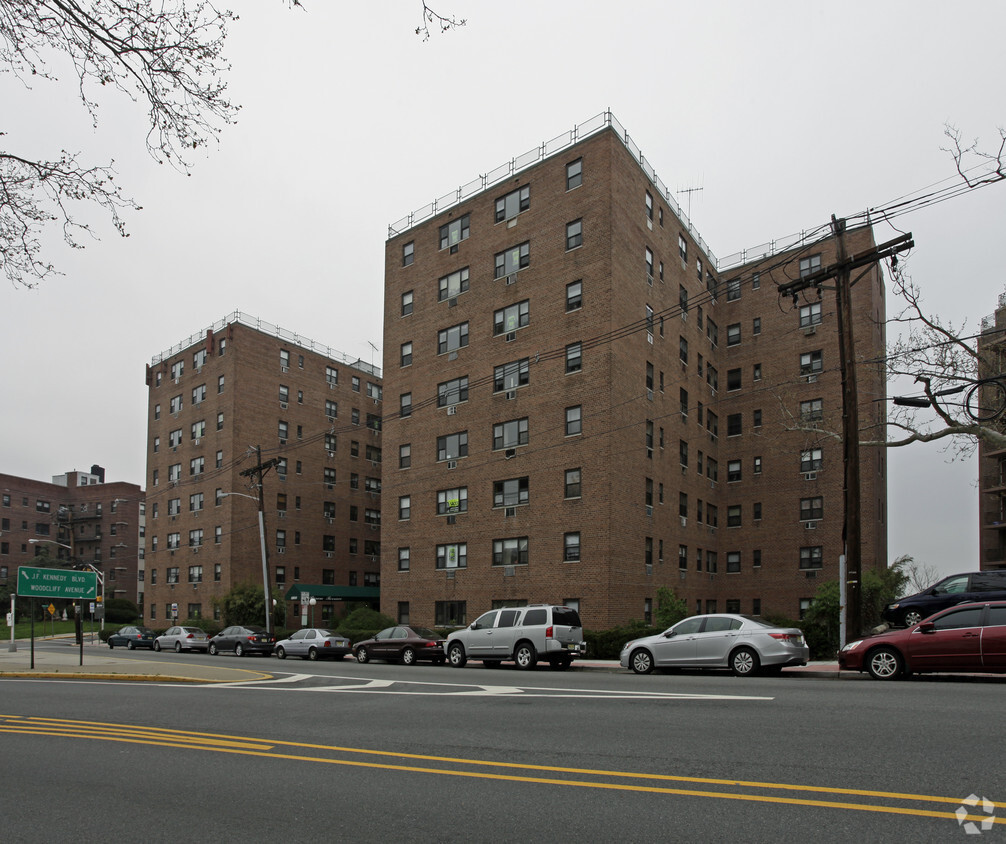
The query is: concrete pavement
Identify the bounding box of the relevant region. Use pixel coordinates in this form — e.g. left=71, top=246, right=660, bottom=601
left=0, top=635, right=852, bottom=682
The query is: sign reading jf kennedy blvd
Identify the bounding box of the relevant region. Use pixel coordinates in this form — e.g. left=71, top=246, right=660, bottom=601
left=18, top=566, right=97, bottom=601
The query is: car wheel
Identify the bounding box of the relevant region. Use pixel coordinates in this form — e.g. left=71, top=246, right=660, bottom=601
left=401, top=647, right=416, bottom=665
left=308, top=647, right=319, bottom=661
left=447, top=642, right=467, bottom=668
left=356, top=646, right=370, bottom=664
left=482, top=659, right=501, bottom=668
left=730, top=647, right=759, bottom=676
left=514, top=642, right=537, bottom=670
left=108, top=640, right=114, bottom=649
left=235, top=643, right=245, bottom=657
left=902, top=610, right=923, bottom=627
left=127, top=640, right=135, bottom=650
left=867, top=646, right=904, bottom=680
left=630, top=649, right=654, bottom=675
left=209, top=642, right=218, bottom=655
left=174, top=642, right=183, bottom=653
left=276, top=646, right=287, bottom=660
left=153, top=641, right=161, bottom=652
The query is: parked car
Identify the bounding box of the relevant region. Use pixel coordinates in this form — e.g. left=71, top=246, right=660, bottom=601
left=107, top=625, right=156, bottom=650
left=840, top=601, right=1006, bottom=679
left=354, top=626, right=446, bottom=665
left=275, top=628, right=352, bottom=661
left=153, top=626, right=210, bottom=653
left=444, top=605, right=586, bottom=670
left=208, top=625, right=276, bottom=656
left=881, top=571, right=1006, bottom=627
left=619, top=614, right=809, bottom=676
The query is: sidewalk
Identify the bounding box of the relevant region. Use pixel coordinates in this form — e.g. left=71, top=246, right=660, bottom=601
left=0, top=636, right=853, bottom=682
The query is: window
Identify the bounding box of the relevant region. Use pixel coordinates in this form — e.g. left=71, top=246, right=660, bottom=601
left=191, top=384, right=206, bottom=405
left=678, top=233, right=687, bottom=263
left=726, top=278, right=741, bottom=301
left=493, top=477, right=529, bottom=508
left=401, top=290, right=413, bottom=316
left=564, top=532, right=580, bottom=562
left=217, top=375, right=224, bottom=393
left=494, top=300, right=530, bottom=335
left=727, top=460, right=742, bottom=482
left=753, top=363, right=762, bottom=382
left=726, top=553, right=741, bottom=573
left=437, top=487, right=468, bottom=515
left=437, top=321, right=469, bottom=356
left=801, top=497, right=824, bottom=521
left=437, top=431, right=468, bottom=461
left=800, top=350, right=823, bottom=376
left=727, top=506, right=742, bottom=528
left=398, top=548, right=410, bottom=571
left=565, top=405, right=582, bottom=436
left=753, top=502, right=762, bottom=520
left=801, top=398, right=824, bottom=422
left=166, top=564, right=179, bottom=581
left=753, top=317, right=762, bottom=337
left=399, top=443, right=411, bottom=469
left=645, top=247, right=654, bottom=281
left=436, top=543, right=467, bottom=569
left=493, top=359, right=529, bottom=392
left=437, top=376, right=469, bottom=406
left=438, top=267, right=470, bottom=301
left=278, top=420, right=288, bottom=442
left=679, top=439, right=688, bottom=467
left=493, top=537, right=529, bottom=566
left=402, top=241, right=414, bottom=266
left=754, top=456, right=763, bottom=474
left=679, top=336, right=688, bottom=364
left=706, top=318, right=718, bottom=347
left=398, top=496, right=410, bottom=520
left=495, top=184, right=530, bottom=222
left=800, top=302, right=822, bottom=328
left=645, top=191, right=653, bottom=220
left=566, top=158, right=582, bottom=190
left=801, top=448, right=823, bottom=472
left=753, top=409, right=762, bottom=427
left=189, top=457, right=204, bottom=476
left=679, top=544, right=688, bottom=570
left=727, top=414, right=742, bottom=437
left=495, top=242, right=530, bottom=278
left=324, top=468, right=336, bottom=488
left=566, top=280, right=582, bottom=311
left=799, top=255, right=822, bottom=278
left=169, top=394, right=183, bottom=414
left=325, top=399, right=338, bottom=419
left=565, top=342, right=582, bottom=373
left=439, top=214, right=469, bottom=250
left=727, top=323, right=741, bottom=347
left=564, top=468, right=581, bottom=499
left=566, top=219, right=583, bottom=250
left=189, top=492, right=204, bottom=512
left=493, top=417, right=528, bottom=450
left=727, top=369, right=742, bottom=391
left=800, top=546, right=823, bottom=570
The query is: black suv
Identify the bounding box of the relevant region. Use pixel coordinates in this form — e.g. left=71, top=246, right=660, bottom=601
left=882, top=570, right=1006, bottom=627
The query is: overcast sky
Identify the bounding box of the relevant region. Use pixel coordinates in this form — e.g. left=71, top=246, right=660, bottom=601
left=3, top=1, right=1004, bottom=580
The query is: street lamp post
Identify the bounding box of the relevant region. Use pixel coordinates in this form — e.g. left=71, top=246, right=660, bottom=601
left=220, top=492, right=273, bottom=634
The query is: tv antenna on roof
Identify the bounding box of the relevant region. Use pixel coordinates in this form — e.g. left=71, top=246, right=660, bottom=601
left=368, top=340, right=379, bottom=370
left=678, top=185, right=704, bottom=222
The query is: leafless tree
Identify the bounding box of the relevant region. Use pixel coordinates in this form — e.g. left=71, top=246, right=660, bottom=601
left=0, top=1, right=238, bottom=289
left=942, top=122, right=1006, bottom=188
left=891, top=554, right=941, bottom=595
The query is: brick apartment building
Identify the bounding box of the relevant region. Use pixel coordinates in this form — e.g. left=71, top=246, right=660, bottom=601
left=143, top=312, right=383, bottom=628
left=380, top=111, right=887, bottom=630
left=0, top=465, right=144, bottom=610
left=977, top=294, right=1006, bottom=570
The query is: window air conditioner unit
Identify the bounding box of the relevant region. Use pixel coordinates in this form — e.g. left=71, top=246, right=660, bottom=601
left=446, top=460, right=457, bottom=470
left=449, top=297, right=458, bottom=308
left=325, top=551, right=333, bottom=558
left=646, top=275, right=653, bottom=287
left=277, top=547, right=285, bottom=554
left=804, top=472, right=818, bottom=481
left=446, top=514, right=456, bottom=525
left=805, top=521, right=817, bottom=530
left=645, top=505, right=653, bottom=516
left=446, top=405, right=457, bottom=415
left=680, top=516, right=687, bottom=527
left=505, top=331, right=516, bottom=342
left=647, top=389, right=653, bottom=401
left=326, top=518, right=334, bottom=524
left=647, top=332, right=653, bottom=345
left=504, top=448, right=516, bottom=459
left=505, top=275, right=516, bottom=285
left=805, top=374, right=818, bottom=383
left=645, top=563, right=653, bottom=575
left=505, top=506, right=517, bottom=518
left=505, top=390, right=516, bottom=400
left=277, top=510, right=286, bottom=519
left=446, top=569, right=455, bottom=579
left=329, top=383, right=336, bottom=390
left=328, top=451, right=335, bottom=458
left=804, top=326, right=817, bottom=336
left=281, top=366, right=289, bottom=373
left=503, top=565, right=515, bottom=577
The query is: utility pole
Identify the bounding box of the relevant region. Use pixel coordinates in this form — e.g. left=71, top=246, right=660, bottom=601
left=240, top=448, right=284, bottom=635
left=778, top=223, right=913, bottom=645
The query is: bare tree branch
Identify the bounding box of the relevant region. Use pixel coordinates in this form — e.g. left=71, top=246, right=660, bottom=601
left=941, top=122, right=1006, bottom=188
left=416, top=1, right=465, bottom=40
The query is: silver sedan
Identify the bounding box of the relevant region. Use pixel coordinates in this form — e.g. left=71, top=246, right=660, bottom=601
left=620, top=614, right=809, bottom=676
left=153, top=626, right=210, bottom=653
left=274, top=628, right=352, bottom=661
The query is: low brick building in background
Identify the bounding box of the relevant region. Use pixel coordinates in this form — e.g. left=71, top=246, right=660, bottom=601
left=143, top=313, right=382, bottom=628
left=1, top=465, right=144, bottom=612
left=380, top=111, right=887, bottom=630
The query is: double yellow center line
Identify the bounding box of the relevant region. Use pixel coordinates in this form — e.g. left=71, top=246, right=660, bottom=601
left=1, top=714, right=1001, bottom=826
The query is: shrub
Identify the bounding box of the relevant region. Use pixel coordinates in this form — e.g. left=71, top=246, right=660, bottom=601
left=337, top=607, right=394, bottom=633
left=104, top=598, right=139, bottom=624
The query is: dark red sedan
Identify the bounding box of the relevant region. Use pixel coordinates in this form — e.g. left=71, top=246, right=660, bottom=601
left=354, top=626, right=446, bottom=665
left=839, top=601, right=1006, bottom=679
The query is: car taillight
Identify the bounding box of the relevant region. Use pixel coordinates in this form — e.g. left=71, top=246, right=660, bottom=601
left=423, top=641, right=437, bottom=648
left=323, top=641, right=330, bottom=648
left=545, top=626, right=553, bottom=639
left=186, top=633, right=194, bottom=639
left=770, top=633, right=795, bottom=641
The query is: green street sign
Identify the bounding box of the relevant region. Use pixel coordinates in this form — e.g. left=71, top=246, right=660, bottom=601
left=17, top=566, right=97, bottom=600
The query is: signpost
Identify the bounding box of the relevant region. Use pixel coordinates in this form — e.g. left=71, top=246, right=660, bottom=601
left=17, top=566, right=98, bottom=668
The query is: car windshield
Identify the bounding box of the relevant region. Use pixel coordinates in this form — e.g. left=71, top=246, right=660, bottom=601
left=552, top=608, right=582, bottom=627
left=413, top=627, right=439, bottom=639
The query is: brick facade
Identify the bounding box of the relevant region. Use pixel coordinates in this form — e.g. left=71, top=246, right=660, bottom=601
left=380, top=125, right=887, bottom=630
left=143, top=315, right=382, bottom=627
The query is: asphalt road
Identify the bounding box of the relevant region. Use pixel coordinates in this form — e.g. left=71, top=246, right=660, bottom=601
left=1, top=657, right=1003, bottom=842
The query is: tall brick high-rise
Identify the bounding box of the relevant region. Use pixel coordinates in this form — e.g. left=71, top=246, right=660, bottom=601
left=977, top=294, right=1006, bottom=570
left=380, top=112, right=887, bottom=630
left=143, top=312, right=382, bottom=628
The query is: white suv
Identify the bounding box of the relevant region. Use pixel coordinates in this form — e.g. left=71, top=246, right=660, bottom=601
left=445, top=605, right=586, bottom=670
